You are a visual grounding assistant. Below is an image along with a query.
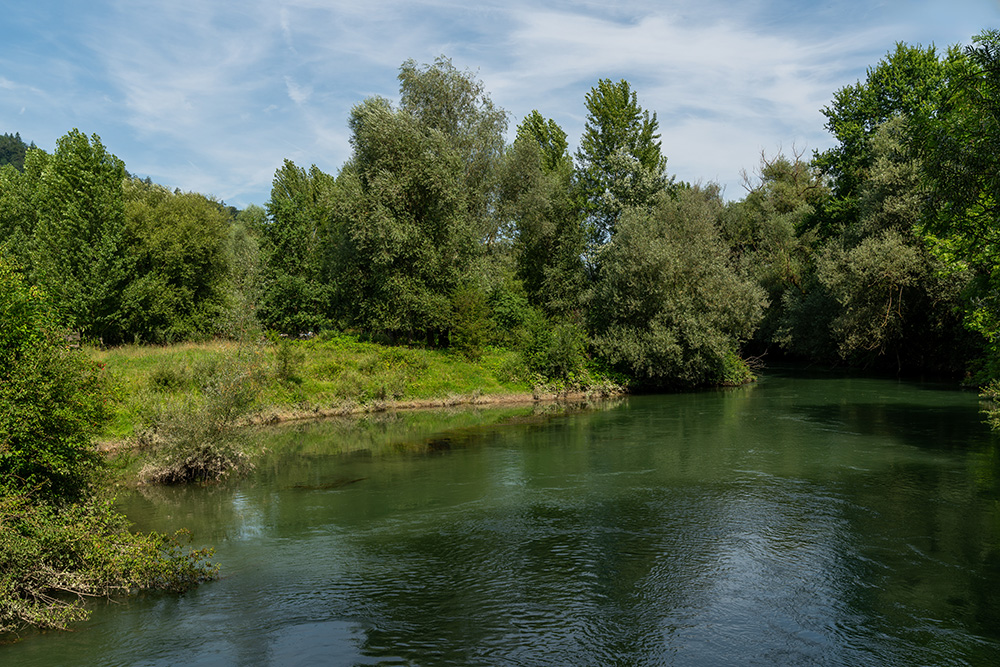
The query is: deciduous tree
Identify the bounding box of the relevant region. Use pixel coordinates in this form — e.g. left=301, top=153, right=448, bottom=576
left=575, top=79, right=669, bottom=244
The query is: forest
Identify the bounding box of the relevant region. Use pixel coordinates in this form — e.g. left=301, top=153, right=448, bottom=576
left=3, top=28, right=1000, bottom=634
left=4, top=33, right=1000, bottom=390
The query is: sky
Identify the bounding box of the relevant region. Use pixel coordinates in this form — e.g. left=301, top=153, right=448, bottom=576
left=2, top=1, right=999, bottom=208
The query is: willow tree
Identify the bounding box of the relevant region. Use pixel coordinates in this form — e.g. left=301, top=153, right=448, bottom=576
left=335, top=58, right=508, bottom=343
left=589, top=186, right=765, bottom=388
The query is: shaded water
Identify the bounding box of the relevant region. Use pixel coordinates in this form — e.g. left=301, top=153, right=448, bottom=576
left=7, top=370, right=1000, bottom=665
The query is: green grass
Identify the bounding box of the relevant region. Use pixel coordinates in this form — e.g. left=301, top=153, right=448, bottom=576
left=89, top=334, right=537, bottom=443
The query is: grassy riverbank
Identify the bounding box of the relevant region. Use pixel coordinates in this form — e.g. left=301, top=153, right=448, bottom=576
left=88, top=333, right=623, bottom=482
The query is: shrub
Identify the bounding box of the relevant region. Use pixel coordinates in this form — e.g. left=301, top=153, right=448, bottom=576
left=0, top=490, right=216, bottom=634
left=0, top=253, right=111, bottom=501
left=136, top=355, right=260, bottom=484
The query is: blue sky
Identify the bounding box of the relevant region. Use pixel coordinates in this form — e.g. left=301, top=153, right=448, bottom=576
left=2, top=1, right=999, bottom=207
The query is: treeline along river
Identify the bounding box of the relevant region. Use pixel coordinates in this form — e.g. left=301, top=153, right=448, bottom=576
left=6, top=369, right=1000, bottom=665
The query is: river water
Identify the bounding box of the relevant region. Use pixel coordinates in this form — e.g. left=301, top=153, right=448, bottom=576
left=6, top=369, right=1000, bottom=665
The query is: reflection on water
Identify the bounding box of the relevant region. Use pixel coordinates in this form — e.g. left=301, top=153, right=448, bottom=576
left=5, top=371, right=1000, bottom=665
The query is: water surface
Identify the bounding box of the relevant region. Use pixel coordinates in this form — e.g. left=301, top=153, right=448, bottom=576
left=6, top=370, right=1000, bottom=665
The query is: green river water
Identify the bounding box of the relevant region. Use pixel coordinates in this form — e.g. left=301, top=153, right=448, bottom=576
left=5, top=369, right=1000, bottom=665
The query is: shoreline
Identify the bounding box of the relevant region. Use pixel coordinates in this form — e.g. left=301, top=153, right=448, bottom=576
left=96, top=387, right=622, bottom=453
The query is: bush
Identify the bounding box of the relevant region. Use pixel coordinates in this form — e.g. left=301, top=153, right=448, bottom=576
left=588, top=187, right=765, bottom=388
left=136, top=354, right=262, bottom=484
left=0, top=490, right=216, bottom=634
left=0, top=251, right=218, bottom=633
left=0, top=253, right=111, bottom=500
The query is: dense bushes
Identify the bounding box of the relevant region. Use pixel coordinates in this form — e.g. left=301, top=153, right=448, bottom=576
left=0, top=253, right=216, bottom=634
left=589, top=187, right=765, bottom=388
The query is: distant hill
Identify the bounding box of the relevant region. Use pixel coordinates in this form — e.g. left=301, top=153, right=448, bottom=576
left=0, top=132, right=32, bottom=171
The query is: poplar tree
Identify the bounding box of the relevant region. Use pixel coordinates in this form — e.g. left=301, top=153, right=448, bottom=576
left=31, top=130, right=131, bottom=341
left=575, top=79, right=669, bottom=244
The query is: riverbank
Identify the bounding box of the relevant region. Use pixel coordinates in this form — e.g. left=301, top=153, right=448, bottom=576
left=89, top=334, right=625, bottom=461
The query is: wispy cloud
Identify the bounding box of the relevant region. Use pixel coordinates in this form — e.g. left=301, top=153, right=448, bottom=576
left=1, top=0, right=997, bottom=205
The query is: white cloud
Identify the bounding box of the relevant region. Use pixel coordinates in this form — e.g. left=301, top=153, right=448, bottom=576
left=284, top=77, right=313, bottom=105
left=3, top=0, right=998, bottom=205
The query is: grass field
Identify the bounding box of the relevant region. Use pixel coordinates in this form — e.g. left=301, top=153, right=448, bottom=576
left=87, top=333, right=608, bottom=443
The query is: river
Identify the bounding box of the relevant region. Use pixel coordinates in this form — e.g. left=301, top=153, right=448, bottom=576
left=6, top=369, right=1000, bottom=665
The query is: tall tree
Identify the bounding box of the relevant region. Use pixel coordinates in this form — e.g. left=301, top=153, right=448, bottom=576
left=813, top=42, right=965, bottom=226
left=398, top=56, right=508, bottom=246
left=260, top=159, right=338, bottom=334
left=575, top=79, right=669, bottom=244
left=914, top=29, right=1000, bottom=375
left=335, top=58, right=508, bottom=343
left=720, top=152, right=829, bottom=347
left=336, top=96, right=472, bottom=341
left=120, top=179, right=234, bottom=342
left=0, top=149, right=45, bottom=268
left=501, top=111, right=585, bottom=318
left=31, top=130, right=131, bottom=342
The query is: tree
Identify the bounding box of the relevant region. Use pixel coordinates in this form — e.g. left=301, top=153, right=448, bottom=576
left=589, top=186, right=765, bottom=388
left=778, top=118, right=969, bottom=371
left=575, top=79, right=669, bottom=244
left=30, top=130, right=132, bottom=342
left=335, top=58, right=508, bottom=343
left=914, top=30, right=1000, bottom=376
left=398, top=56, right=508, bottom=246
left=259, top=160, right=338, bottom=334
left=0, top=252, right=109, bottom=500
left=120, top=179, right=234, bottom=342
left=814, top=42, right=965, bottom=220
left=501, top=111, right=585, bottom=318
left=0, top=152, right=44, bottom=268
left=336, top=96, right=473, bottom=341
left=720, top=151, right=829, bottom=347
left=0, top=132, right=30, bottom=171
left=0, top=251, right=216, bottom=633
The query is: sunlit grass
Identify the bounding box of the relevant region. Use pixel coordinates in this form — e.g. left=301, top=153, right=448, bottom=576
left=88, top=335, right=535, bottom=443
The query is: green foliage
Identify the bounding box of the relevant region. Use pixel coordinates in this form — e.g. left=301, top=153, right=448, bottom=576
left=575, top=78, right=669, bottom=243
left=589, top=186, right=765, bottom=388
left=502, top=114, right=586, bottom=318
left=274, top=337, right=305, bottom=384
left=30, top=130, right=132, bottom=341
left=120, top=179, right=234, bottom=343
left=335, top=58, right=507, bottom=343
left=0, top=490, right=216, bottom=634
left=0, top=155, right=43, bottom=269
left=398, top=55, right=508, bottom=244
left=816, top=230, right=924, bottom=360
left=0, top=253, right=110, bottom=501
left=0, top=253, right=217, bottom=633
left=449, top=282, right=491, bottom=361
left=135, top=347, right=266, bottom=485
left=815, top=42, right=963, bottom=203
left=0, top=132, right=30, bottom=171
left=260, top=160, right=338, bottom=334
left=721, top=152, right=828, bottom=345
left=914, top=30, right=1000, bottom=376
left=337, top=98, right=470, bottom=340
left=220, top=205, right=265, bottom=339
left=522, top=317, right=587, bottom=382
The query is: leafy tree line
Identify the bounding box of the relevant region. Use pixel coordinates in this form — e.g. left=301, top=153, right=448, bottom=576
left=0, top=58, right=760, bottom=390
left=6, top=32, right=1000, bottom=392
left=724, top=29, right=1000, bottom=388
left=0, top=253, right=215, bottom=633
